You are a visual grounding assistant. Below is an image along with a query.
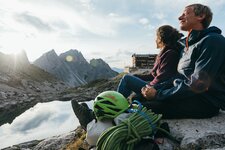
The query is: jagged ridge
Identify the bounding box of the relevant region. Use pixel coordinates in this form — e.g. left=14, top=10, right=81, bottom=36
left=33, top=49, right=118, bottom=87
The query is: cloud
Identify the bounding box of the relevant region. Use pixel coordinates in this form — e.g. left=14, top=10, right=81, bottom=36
left=116, top=50, right=134, bottom=56
left=139, top=18, right=149, bottom=25
left=138, top=17, right=156, bottom=31
left=89, top=51, right=102, bottom=56
left=152, top=12, right=166, bottom=20
left=18, top=0, right=133, bottom=37
left=103, top=49, right=133, bottom=64
left=51, top=21, right=70, bottom=30
left=12, top=111, right=53, bottom=133
left=21, top=0, right=94, bottom=11
left=7, top=101, right=72, bottom=133
left=15, top=12, right=53, bottom=32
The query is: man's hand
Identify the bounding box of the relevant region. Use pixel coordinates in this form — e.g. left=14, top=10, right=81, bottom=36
left=141, top=85, right=157, bottom=100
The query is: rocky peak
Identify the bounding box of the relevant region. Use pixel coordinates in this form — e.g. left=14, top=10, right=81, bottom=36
left=33, top=49, right=63, bottom=72
left=0, top=50, right=30, bottom=72
left=89, top=58, right=118, bottom=79
left=59, top=49, right=87, bottom=63
left=36, top=49, right=59, bottom=63
left=46, top=49, right=58, bottom=57
left=14, top=50, right=30, bottom=65
left=34, top=49, right=89, bottom=87
left=90, top=58, right=109, bottom=68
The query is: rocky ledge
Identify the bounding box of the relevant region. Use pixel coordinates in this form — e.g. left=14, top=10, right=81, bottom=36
left=160, top=110, right=225, bottom=150
left=4, top=111, right=225, bottom=150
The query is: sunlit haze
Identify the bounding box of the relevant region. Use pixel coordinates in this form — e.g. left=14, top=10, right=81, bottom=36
left=0, top=0, right=224, bottom=68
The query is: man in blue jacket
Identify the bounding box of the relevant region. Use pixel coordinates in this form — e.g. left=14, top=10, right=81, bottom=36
left=142, top=3, right=225, bottom=118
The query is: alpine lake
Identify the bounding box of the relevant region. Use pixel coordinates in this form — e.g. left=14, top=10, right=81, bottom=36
left=0, top=100, right=94, bottom=149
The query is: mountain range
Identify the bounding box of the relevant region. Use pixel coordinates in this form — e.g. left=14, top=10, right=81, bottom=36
left=33, top=49, right=118, bottom=87
left=0, top=49, right=118, bottom=126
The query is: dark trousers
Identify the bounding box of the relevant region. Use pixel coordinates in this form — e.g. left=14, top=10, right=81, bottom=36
left=141, top=95, right=220, bottom=119
left=117, top=74, right=147, bottom=98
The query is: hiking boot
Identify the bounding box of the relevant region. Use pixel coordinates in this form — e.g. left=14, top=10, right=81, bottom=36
left=71, top=100, right=95, bottom=130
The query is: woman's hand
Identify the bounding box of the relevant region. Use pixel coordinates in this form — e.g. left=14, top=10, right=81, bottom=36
left=141, top=85, right=157, bottom=100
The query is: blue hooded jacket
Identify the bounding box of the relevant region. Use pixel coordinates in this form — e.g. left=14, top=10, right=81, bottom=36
left=154, top=26, right=225, bottom=110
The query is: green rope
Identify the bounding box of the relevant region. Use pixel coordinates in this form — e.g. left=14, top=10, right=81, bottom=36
left=96, top=107, right=162, bottom=150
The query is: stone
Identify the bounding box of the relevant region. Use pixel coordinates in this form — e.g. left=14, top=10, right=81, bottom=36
left=33, top=131, right=76, bottom=150
left=159, top=111, right=225, bottom=149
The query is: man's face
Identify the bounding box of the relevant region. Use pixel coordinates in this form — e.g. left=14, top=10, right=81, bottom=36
left=178, top=6, right=200, bottom=31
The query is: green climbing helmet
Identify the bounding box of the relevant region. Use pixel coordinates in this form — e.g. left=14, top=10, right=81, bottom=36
left=94, top=91, right=129, bottom=120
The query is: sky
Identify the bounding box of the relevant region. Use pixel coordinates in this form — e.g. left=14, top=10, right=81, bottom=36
left=0, top=0, right=225, bottom=68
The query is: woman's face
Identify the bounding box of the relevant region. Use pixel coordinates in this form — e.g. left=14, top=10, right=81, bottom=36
left=156, top=34, right=162, bottom=49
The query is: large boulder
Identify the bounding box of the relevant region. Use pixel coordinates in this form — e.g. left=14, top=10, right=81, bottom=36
left=159, top=111, right=225, bottom=150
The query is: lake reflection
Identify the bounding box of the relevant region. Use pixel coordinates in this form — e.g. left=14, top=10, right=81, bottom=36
left=0, top=100, right=94, bottom=149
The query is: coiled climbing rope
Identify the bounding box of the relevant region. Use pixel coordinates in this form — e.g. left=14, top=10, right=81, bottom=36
left=96, top=107, right=162, bottom=150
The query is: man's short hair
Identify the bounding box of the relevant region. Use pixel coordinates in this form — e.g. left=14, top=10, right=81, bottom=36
left=186, top=4, right=213, bottom=28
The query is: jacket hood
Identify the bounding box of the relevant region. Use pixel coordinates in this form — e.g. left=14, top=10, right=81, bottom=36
left=179, top=26, right=222, bottom=46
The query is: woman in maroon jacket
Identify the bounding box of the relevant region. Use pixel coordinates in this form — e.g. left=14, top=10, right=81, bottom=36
left=117, top=25, right=183, bottom=100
